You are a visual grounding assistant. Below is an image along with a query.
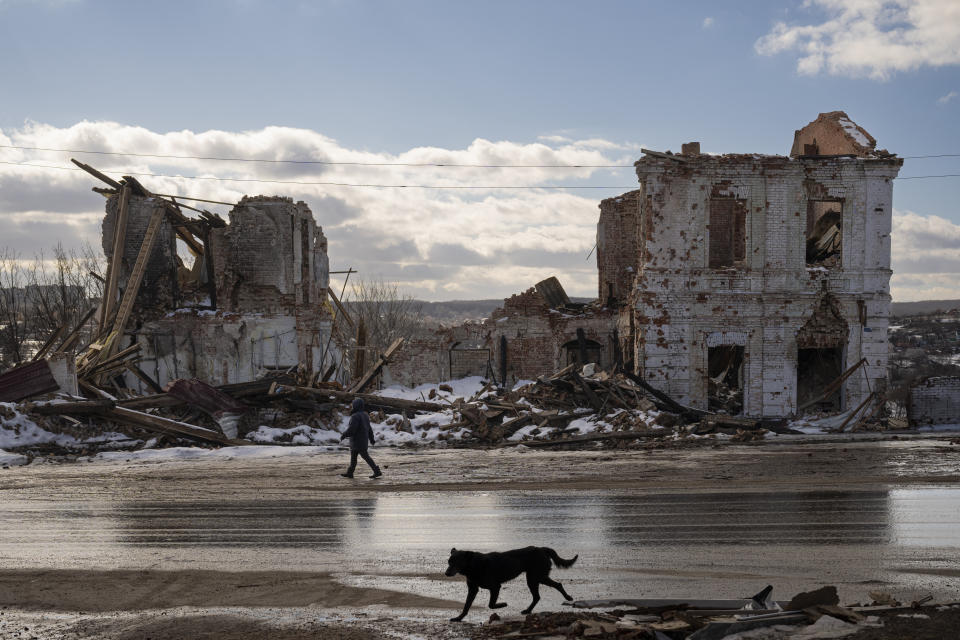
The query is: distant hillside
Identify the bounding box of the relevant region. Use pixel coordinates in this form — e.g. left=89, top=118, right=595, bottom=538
left=418, top=297, right=593, bottom=325
left=417, top=298, right=960, bottom=324
left=891, top=300, right=960, bottom=317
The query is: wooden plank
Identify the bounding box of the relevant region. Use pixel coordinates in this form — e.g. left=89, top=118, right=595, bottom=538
left=349, top=337, right=404, bottom=393
left=100, top=207, right=165, bottom=366
left=71, top=159, right=122, bottom=189
left=31, top=399, right=115, bottom=415
left=640, top=148, right=690, bottom=163
left=124, top=362, right=165, bottom=395
left=569, top=370, right=603, bottom=412
left=55, top=307, right=97, bottom=354
left=107, top=406, right=247, bottom=445
left=100, top=184, right=130, bottom=330
left=31, top=322, right=69, bottom=362
left=276, top=384, right=446, bottom=413
left=518, top=430, right=665, bottom=448
left=327, top=288, right=355, bottom=331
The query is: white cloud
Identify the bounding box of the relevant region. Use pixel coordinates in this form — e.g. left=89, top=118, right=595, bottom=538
left=891, top=209, right=960, bottom=300
left=702, top=16, right=714, bottom=29
left=755, top=0, right=960, bottom=80
left=0, top=121, right=636, bottom=300
left=937, top=90, right=958, bottom=104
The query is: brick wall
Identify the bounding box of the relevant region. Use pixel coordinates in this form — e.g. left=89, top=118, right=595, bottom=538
left=597, top=190, right=640, bottom=306
left=386, top=289, right=617, bottom=388
left=630, top=152, right=902, bottom=417
left=908, top=377, right=960, bottom=425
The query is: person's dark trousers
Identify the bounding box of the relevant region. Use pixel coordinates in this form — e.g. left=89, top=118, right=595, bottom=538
left=346, top=449, right=380, bottom=476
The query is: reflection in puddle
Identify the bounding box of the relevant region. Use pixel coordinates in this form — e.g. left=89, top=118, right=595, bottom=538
left=3, top=488, right=959, bottom=551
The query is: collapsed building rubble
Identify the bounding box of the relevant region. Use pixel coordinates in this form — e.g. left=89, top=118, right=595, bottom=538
left=472, top=587, right=958, bottom=640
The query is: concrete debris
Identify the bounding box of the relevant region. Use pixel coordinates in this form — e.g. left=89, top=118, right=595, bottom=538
left=472, top=588, right=953, bottom=640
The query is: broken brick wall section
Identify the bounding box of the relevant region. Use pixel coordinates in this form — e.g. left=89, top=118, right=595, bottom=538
left=103, top=194, right=337, bottom=390
left=129, top=308, right=336, bottom=391
left=631, top=152, right=901, bottom=417
left=597, top=190, right=640, bottom=306
left=790, top=111, right=879, bottom=158
left=210, top=196, right=329, bottom=314
left=102, top=193, right=179, bottom=315
left=908, top=377, right=960, bottom=426
left=385, top=288, right=616, bottom=388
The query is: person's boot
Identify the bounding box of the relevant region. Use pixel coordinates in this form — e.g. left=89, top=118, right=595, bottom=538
left=369, top=468, right=382, bottom=479
left=340, top=472, right=354, bottom=478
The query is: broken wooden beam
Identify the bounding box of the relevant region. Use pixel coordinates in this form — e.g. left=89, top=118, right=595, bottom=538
left=349, top=337, right=404, bottom=393
left=71, top=159, right=122, bottom=189
left=618, top=368, right=706, bottom=419
left=517, top=430, right=664, bottom=447
left=274, top=384, right=446, bottom=413
left=106, top=406, right=247, bottom=445
left=30, top=399, right=115, bottom=415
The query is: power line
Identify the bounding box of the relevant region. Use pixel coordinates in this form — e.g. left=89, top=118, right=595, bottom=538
left=0, top=160, right=956, bottom=188
left=0, top=144, right=628, bottom=168
left=2, top=142, right=956, bottom=167
left=0, top=161, right=635, bottom=189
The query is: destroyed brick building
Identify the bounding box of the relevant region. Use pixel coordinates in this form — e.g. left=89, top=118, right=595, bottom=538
left=95, top=176, right=337, bottom=392
left=387, top=277, right=615, bottom=387
left=599, top=112, right=902, bottom=417
left=389, top=112, right=902, bottom=421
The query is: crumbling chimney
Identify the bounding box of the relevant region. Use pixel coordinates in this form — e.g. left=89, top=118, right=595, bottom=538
left=681, top=142, right=701, bottom=156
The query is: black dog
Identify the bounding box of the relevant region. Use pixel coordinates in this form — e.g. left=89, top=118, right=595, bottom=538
left=444, top=546, right=578, bottom=621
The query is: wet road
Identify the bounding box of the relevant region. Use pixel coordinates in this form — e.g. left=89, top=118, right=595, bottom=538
left=3, top=485, right=960, bottom=607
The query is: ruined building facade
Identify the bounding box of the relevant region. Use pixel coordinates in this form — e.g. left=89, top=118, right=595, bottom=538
left=599, top=112, right=902, bottom=417
left=102, top=192, right=335, bottom=391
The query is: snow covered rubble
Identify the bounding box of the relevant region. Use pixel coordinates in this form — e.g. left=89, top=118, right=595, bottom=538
left=3, top=375, right=960, bottom=467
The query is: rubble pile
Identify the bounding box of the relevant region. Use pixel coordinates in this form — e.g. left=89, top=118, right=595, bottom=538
left=471, top=588, right=959, bottom=640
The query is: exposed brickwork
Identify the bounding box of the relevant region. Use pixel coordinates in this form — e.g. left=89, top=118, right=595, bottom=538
left=597, top=190, right=641, bottom=306
left=386, top=288, right=616, bottom=388
left=630, top=144, right=902, bottom=417
left=790, top=111, right=878, bottom=158
left=908, top=377, right=960, bottom=426
left=102, top=194, right=178, bottom=316
left=103, top=194, right=335, bottom=392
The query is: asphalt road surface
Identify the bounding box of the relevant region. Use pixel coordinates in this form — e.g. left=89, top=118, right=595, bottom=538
left=1, top=439, right=959, bottom=637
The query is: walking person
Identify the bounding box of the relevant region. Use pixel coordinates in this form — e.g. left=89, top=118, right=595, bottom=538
left=340, top=397, right=382, bottom=478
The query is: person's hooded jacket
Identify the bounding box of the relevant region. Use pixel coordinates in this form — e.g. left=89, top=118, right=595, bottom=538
left=341, top=397, right=375, bottom=451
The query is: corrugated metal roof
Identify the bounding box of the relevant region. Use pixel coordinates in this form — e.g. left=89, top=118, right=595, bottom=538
left=0, top=360, right=59, bottom=402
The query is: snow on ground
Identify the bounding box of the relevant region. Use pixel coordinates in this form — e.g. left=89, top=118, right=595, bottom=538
left=0, top=401, right=78, bottom=449
left=0, top=450, right=28, bottom=467
left=91, top=445, right=334, bottom=464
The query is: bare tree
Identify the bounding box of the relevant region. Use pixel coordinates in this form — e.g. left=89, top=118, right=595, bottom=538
left=0, top=244, right=104, bottom=370
left=341, top=278, right=425, bottom=376
left=0, top=249, right=28, bottom=368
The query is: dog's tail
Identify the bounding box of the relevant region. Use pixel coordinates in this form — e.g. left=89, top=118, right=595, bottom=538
left=544, top=547, right=578, bottom=568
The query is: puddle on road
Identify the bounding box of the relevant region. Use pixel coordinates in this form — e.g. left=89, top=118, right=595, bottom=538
left=2, top=487, right=959, bottom=605
left=2, top=488, right=958, bottom=549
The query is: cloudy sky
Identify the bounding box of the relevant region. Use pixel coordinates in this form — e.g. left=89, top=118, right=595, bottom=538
left=1, top=0, right=958, bottom=301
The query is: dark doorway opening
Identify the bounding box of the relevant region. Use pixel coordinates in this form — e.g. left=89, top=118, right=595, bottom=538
left=797, top=347, right=843, bottom=411
left=708, top=345, right=745, bottom=414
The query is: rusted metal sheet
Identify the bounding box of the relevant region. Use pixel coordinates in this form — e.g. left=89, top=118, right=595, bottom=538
left=0, top=360, right=60, bottom=402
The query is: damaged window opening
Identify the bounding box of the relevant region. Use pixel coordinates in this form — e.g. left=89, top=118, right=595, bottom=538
left=707, top=345, right=744, bottom=415
left=797, top=347, right=844, bottom=412
left=563, top=337, right=602, bottom=368
left=708, top=198, right=747, bottom=269
left=806, top=200, right=843, bottom=268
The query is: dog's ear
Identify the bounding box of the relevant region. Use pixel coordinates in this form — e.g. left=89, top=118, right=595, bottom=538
left=450, top=547, right=456, bottom=554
